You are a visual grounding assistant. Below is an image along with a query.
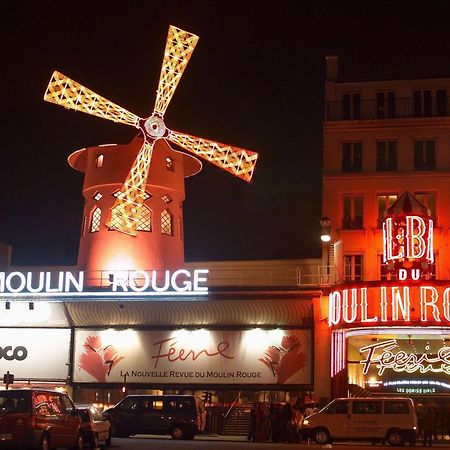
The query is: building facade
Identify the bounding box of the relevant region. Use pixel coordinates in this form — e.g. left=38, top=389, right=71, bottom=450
left=322, top=56, right=450, bottom=404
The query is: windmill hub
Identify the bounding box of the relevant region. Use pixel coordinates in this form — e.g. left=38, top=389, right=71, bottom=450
left=144, top=115, right=166, bottom=139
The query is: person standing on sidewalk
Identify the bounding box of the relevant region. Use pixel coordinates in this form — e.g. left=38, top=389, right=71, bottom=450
left=423, top=404, right=436, bottom=447
left=248, top=403, right=257, bottom=442
left=280, top=402, right=293, bottom=443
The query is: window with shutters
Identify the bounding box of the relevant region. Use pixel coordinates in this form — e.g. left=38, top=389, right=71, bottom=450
left=376, top=141, right=397, bottom=171
left=414, top=140, right=435, bottom=170
left=342, top=142, right=362, bottom=172
left=343, top=195, right=363, bottom=229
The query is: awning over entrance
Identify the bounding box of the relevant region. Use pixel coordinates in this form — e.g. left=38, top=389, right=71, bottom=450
left=63, top=294, right=313, bottom=327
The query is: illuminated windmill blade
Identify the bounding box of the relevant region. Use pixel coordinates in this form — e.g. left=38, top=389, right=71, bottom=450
left=153, top=26, right=199, bottom=117
left=107, top=141, right=155, bottom=236
left=44, top=71, right=141, bottom=127
left=167, top=130, right=258, bottom=182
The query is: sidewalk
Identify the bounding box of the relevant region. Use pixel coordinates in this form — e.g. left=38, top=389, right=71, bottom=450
left=197, top=434, right=248, bottom=441
left=132, top=433, right=450, bottom=445
left=197, top=434, right=450, bottom=445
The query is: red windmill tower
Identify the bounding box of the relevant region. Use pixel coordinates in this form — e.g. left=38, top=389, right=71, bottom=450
left=44, top=26, right=258, bottom=284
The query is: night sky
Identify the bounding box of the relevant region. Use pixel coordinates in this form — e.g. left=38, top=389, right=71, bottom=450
left=1, top=1, right=450, bottom=266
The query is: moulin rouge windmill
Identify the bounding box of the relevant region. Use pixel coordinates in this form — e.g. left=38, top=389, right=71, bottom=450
left=44, top=26, right=258, bottom=283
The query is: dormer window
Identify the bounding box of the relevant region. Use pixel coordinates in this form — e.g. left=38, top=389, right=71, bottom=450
left=162, top=194, right=172, bottom=204
left=95, top=154, right=104, bottom=168
left=166, top=157, right=175, bottom=172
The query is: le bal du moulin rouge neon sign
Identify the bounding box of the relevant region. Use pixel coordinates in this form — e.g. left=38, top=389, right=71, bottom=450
left=328, top=209, right=450, bottom=327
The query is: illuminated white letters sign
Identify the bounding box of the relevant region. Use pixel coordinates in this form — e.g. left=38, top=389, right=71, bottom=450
left=328, top=285, right=450, bottom=327
left=383, top=214, right=433, bottom=280
left=0, top=269, right=209, bottom=296
left=359, top=339, right=450, bottom=376
left=383, top=215, right=433, bottom=263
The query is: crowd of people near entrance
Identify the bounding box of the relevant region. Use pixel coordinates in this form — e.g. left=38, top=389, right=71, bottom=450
left=249, top=400, right=318, bottom=443
left=248, top=399, right=450, bottom=445
left=416, top=401, right=450, bottom=447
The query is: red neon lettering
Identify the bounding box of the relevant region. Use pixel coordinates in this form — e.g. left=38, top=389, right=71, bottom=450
left=151, top=337, right=235, bottom=368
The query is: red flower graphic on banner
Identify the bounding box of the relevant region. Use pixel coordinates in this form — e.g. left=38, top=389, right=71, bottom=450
left=79, top=336, right=124, bottom=382
left=258, top=334, right=306, bottom=384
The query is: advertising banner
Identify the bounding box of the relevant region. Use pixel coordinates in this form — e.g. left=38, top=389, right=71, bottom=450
left=0, top=328, right=70, bottom=379
left=73, top=328, right=312, bottom=385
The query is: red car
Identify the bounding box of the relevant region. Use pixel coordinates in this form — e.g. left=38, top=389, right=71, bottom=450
left=0, top=388, right=84, bottom=450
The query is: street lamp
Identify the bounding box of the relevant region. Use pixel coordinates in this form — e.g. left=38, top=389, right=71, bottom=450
left=320, top=216, right=332, bottom=277
left=320, top=216, right=331, bottom=242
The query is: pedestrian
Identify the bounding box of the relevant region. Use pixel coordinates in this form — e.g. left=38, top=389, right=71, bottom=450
left=423, top=404, right=436, bottom=447
left=304, top=402, right=316, bottom=417
left=270, top=403, right=282, bottom=443
left=416, top=403, right=425, bottom=439
left=445, top=403, right=450, bottom=439
left=248, top=402, right=256, bottom=442
left=255, top=402, right=270, bottom=442
left=262, top=402, right=271, bottom=441
left=291, top=404, right=304, bottom=443
left=280, top=402, right=293, bottom=443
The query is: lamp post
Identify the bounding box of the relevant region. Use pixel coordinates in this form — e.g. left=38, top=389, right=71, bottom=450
left=320, top=216, right=331, bottom=278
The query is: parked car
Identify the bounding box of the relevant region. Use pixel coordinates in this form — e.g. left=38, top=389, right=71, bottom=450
left=301, top=397, right=417, bottom=446
left=103, top=394, right=206, bottom=440
left=0, top=388, right=84, bottom=450
left=77, top=404, right=112, bottom=448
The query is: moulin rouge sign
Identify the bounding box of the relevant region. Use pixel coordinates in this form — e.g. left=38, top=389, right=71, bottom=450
left=0, top=269, right=209, bottom=297
left=328, top=285, right=450, bottom=327
left=329, top=209, right=450, bottom=327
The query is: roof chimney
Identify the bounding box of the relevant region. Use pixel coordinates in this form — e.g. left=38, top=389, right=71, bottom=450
left=326, top=55, right=339, bottom=81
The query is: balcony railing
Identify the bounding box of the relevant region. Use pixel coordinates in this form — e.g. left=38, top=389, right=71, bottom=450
left=326, top=96, right=450, bottom=121
left=0, top=266, right=339, bottom=293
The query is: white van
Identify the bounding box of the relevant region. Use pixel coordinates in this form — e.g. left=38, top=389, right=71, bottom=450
left=301, top=397, right=417, bottom=446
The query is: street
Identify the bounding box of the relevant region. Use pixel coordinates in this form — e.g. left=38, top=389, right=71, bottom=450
left=107, top=435, right=450, bottom=449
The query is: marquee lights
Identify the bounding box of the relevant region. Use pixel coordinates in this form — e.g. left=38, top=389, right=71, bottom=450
left=0, top=269, right=209, bottom=297
left=383, top=379, right=450, bottom=390
left=328, top=285, right=450, bottom=327
left=359, top=339, right=450, bottom=376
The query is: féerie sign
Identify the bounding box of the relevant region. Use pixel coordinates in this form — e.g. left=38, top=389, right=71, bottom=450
left=360, top=339, right=450, bottom=376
